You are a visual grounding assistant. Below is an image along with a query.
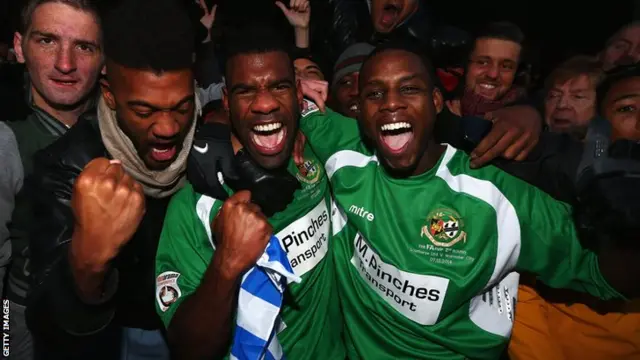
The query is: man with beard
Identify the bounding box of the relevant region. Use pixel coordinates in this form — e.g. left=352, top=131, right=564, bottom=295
left=25, top=0, right=231, bottom=358
left=155, top=29, right=342, bottom=360
left=297, top=40, right=639, bottom=359
left=5, top=0, right=104, bottom=357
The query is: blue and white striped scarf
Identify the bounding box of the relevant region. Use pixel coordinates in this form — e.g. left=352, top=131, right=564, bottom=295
left=230, top=236, right=300, bottom=360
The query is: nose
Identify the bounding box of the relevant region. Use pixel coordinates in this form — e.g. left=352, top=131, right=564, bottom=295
left=557, top=94, right=570, bottom=109
left=152, top=112, right=182, bottom=140
left=630, top=46, right=640, bottom=65
left=485, top=64, right=499, bottom=79
left=380, top=89, right=406, bottom=112
left=347, top=74, right=360, bottom=98
left=54, top=43, right=77, bottom=74
left=251, top=90, right=280, bottom=115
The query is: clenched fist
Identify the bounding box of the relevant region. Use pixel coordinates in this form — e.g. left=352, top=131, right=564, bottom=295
left=213, top=191, right=272, bottom=279
left=71, top=158, right=146, bottom=271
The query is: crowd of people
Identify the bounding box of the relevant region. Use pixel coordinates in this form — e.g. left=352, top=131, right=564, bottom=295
left=0, top=0, right=640, bottom=359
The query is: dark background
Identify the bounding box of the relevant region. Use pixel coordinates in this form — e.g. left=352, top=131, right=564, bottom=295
left=1, top=0, right=636, bottom=77
left=432, top=1, right=637, bottom=75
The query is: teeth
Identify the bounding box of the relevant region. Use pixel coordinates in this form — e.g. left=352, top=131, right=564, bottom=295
left=253, top=122, right=282, bottom=133
left=153, top=148, right=169, bottom=153
left=380, top=122, right=412, bottom=131
left=479, top=83, right=496, bottom=89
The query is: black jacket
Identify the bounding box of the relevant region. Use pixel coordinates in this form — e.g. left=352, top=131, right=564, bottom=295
left=26, top=114, right=170, bottom=359
left=436, top=109, right=582, bottom=206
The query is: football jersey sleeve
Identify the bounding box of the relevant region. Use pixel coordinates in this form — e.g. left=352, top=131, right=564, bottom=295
left=299, top=101, right=363, bottom=165
left=503, top=179, right=624, bottom=301
left=155, top=184, right=223, bottom=328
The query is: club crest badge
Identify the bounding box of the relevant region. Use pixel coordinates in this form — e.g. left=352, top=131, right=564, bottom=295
left=421, top=208, right=467, bottom=248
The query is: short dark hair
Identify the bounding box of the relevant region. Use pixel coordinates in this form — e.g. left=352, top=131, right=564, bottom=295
left=102, top=0, right=194, bottom=72
left=20, top=0, right=100, bottom=34
left=360, top=37, right=436, bottom=91
left=474, top=21, right=525, bottom=46
left=597, top=63, right=640, bottom=113
left=222, top=26, right=293, bottom=81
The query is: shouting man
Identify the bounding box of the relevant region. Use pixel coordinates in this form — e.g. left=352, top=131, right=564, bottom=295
left=298, top=40, right=639, bottom=359
left=155, top=29, right=343, bottom=360
left=24, top=0, right=226, bottom=358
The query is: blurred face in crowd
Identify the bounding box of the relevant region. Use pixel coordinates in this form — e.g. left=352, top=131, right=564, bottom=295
left=545, top=74, right=597, bottom=139
left=359, top=49, right=444, bottom=174
left=332, top=72, right=361, bottom=118
left=370, top=0, right=418, bottom=34
left=14, top=2, right=103, bottom=111
left=224, top=51, right=303, bottom=170
left=101, top=62, right=196, bottom=170
left=600, top=24, right=640, bottom=71
left=294, top=58, right=324, bottom=81
left=602, top=76, right=640, bottom=141
left=466, top=37, right=521, bottom=101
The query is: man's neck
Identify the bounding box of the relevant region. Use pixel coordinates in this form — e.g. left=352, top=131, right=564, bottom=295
left=411, top=141, right=446, bottom=177
left=31, top=88, right=92, bottom=128
left=383, top=140, right=446, bottom=179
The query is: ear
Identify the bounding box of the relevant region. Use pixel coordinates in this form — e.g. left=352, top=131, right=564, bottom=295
left=296, top=79, right=304, bottom=109
left=99, top=78, right=116, bottom=110
left=222, top=86, right=229, bottom=112
left=13, top=32, right=25, bottom=64
left=432, top=87, right=444, bottom=114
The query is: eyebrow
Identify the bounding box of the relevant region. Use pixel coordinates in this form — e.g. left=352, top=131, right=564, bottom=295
left=229, top=78, right=294, bottom=94
left=364, top=74, right=422, bottom=86
left=613, top=93, right=640, bottom=103
left=29, top=30, right=100, bottom=48
left=127, top=94, right=195, bottom=110
left=304, top=65, right=322, bottom=73
left=612, top=38, right=632, bottom=46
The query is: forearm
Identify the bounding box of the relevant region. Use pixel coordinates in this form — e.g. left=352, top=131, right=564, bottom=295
left=294, top=27, right=310, bottom=49
left=167, top=254, right=239, bottom=359
left=68, top=255, right=109, bottom=302
left=28, top=245, right=118, bottom=335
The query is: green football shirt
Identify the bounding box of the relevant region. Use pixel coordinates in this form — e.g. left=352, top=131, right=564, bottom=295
left=155, top=142, right=344, bottom=359
left=300, top=102, right=623, bottom=359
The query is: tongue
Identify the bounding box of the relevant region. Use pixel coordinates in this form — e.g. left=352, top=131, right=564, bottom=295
left=382, top=132, right=412, bottom=151
left=381, top=10, right=397, bottom=25
left=256, top=133, right=280, bottom=149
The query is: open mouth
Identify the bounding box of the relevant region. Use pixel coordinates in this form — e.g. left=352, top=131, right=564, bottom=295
left=150, top=144, right=178, bottom=162
left=250, top=122, right=287, bottom=156
left=478, top=83, right=497, bottom=90
left=552, top=117, right=573, bottom=126
left=348, top=102, right=360, bottom=115
left=50, top=78, right=78, bottom=87
left=475, top=82, right=500, bottom=98
left=380, top=3, right=400, bottom=27
left=379, top=121, right=413, bottom=154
